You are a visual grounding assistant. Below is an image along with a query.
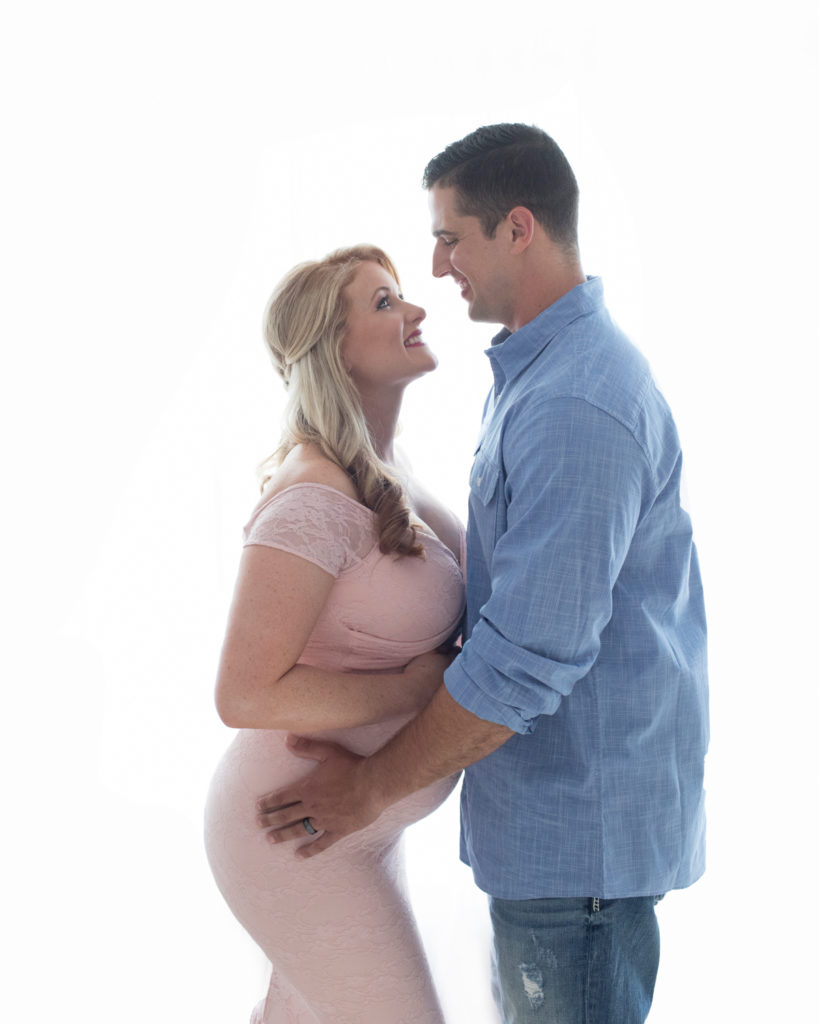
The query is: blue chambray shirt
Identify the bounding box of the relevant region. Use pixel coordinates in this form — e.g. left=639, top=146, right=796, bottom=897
left=443, top=277, right=709, bottom=900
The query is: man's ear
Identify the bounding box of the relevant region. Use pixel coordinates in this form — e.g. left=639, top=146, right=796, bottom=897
left=507, top=206, right=536, bottom=252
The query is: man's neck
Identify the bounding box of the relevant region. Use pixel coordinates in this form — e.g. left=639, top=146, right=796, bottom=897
left=506, top=263, right=586, bottom=333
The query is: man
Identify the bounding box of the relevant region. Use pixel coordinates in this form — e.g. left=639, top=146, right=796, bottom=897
left=258, top=123, right=709, bottom=1023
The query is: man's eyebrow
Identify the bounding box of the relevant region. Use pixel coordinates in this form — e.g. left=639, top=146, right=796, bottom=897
left=432, top=228, right=454, bottom=238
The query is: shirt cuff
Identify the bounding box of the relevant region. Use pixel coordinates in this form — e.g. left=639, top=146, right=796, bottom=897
left=444, top=627, right=567, bottom=734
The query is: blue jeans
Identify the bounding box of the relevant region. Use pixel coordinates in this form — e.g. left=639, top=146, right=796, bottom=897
left=489, top=895, right=662, bottom=1023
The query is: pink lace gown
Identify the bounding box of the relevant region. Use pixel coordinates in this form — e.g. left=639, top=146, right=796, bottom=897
left=204, top=484, right=465, bottom=1024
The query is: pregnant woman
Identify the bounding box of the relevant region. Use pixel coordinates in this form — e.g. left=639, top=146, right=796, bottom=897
left=204, top=245, right=465, bottom=1023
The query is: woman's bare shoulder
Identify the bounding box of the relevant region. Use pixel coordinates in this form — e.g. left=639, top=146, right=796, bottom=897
left=261, top=444, right=359, bottom=503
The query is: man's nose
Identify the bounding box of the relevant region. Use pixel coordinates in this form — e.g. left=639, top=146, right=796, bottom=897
left=432, top=240, right=450, bottom=279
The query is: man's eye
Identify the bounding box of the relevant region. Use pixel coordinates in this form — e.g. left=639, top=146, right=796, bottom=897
left=443, top=238, right=458, bottom=248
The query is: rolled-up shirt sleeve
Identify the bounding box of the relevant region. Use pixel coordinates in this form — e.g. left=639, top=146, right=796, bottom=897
left=445, top=394, right=648, bottom=733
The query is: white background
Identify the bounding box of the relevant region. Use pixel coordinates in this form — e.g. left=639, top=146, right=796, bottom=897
left=3, top=1, right=817, bottom=1021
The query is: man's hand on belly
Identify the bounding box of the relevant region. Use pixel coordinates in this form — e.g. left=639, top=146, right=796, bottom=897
left=257, top=683, right=513, bottom=858
left=255, top=737, right=388, bottom=858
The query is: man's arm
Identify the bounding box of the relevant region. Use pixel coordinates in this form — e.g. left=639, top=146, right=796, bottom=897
left=444, top=394, right=646, bottom=732
left=256, top=677, right=513, bottom=858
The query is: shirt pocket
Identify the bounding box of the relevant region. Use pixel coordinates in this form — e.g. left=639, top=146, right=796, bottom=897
left=470, top=451, right=500, bottom=504
left=469, top=450, right=503, bottom=549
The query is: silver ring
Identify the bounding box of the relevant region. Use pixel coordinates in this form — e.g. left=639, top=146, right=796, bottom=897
left=302, top=817, right=318, bottom=835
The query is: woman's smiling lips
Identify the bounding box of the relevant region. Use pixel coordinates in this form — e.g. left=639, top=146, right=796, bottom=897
left=403, top=329, right=425, bottom=348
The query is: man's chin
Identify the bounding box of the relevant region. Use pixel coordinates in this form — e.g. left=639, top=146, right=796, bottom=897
left=467, top=302, right=493, bottom=324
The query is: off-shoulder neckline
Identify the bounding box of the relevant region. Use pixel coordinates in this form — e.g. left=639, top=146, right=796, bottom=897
left=253, top=481, right=375, bottom=519
left=251, top=481, right=463, bottom=563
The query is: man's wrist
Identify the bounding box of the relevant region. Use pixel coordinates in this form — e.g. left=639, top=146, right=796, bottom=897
left=362, top=746, right=409, bottom=812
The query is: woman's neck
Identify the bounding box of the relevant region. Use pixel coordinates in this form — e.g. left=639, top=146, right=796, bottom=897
left=360, top=387, right=403, bottom=466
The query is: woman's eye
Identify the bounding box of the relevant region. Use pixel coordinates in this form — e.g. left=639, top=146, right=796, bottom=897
left=377, top=296, right=391, bottom=310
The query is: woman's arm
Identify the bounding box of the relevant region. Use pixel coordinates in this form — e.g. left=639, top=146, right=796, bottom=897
left=214, top=543, right=450, bottom=732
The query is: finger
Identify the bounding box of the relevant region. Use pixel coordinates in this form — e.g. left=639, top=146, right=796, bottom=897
left=256, top=790, right=301, bottom=814
left=295, top=831, right=339, bottom=859
left=284, top=735, right=335, bottom=760
left=256, top=804, right=304, bottom=830
left=263, top=819, right=321, bottom=844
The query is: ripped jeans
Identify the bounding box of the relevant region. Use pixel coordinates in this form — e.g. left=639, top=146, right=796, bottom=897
left=489, top=895, right=662, bottom=1024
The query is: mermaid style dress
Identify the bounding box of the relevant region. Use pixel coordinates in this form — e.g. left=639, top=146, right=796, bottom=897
left=204, top=484, right=465, bottom=1024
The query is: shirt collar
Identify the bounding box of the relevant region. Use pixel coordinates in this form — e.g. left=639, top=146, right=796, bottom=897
left=486, top=276, right=605, bottom=396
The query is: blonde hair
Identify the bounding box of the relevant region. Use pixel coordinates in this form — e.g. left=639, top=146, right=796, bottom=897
left=260, top=244, right=423, bottom=559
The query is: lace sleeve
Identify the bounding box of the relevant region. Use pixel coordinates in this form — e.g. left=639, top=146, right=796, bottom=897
left=242, top=483, right=377, bottom=577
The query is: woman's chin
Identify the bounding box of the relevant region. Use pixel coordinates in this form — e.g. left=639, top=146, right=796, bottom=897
left=415, top=350, right=439, bottom=375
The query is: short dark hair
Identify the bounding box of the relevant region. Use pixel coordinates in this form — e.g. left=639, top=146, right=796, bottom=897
left=423, top=123, right=579, bottom=250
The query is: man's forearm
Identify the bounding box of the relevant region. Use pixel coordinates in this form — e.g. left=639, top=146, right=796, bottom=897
left=366, top=683, right=515, bottom=806
left=255, top=678, right=515, bottom=855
